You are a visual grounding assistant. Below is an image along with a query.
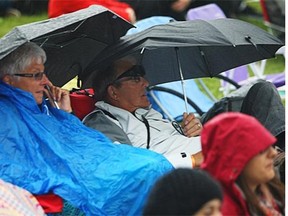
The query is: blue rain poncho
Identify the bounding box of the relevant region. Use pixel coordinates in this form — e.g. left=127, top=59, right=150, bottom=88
left=0, top=81, right=173, bottom=215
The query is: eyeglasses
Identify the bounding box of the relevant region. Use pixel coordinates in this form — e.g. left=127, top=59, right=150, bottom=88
left=13, top=72, right=45, bottom=81
left=113, top=65, right=146, bottom=83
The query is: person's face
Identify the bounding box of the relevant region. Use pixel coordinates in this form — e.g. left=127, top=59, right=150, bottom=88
left=194, top=199, right=222, bottom=216
left=242, top=146, right=277, bottom=189
left=109, top=62, right=150, bottom=112
left=5, top=58, right=49, bottom=104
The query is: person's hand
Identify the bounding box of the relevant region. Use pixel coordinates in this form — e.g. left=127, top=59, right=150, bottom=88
left=171, top=0, right=192, bottom=12
left=44, top=83, right=72, bottom=113
left=181, top=112, right=202, bottom=137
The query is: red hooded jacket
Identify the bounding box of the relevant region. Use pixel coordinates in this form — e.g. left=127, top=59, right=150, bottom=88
left=200, top=112, right=276, bottom=215
left=48, top=0, right=132, bottom=22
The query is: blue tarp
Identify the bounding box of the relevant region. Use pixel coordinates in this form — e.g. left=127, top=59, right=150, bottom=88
left=0, top=81, right=173, bottom=215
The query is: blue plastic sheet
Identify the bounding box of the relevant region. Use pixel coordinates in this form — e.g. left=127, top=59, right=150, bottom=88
left=0, top=81, right=173, bottom=215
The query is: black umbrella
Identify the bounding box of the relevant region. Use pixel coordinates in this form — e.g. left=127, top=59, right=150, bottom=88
left=0, top=5, right=133, bottom=86
left=81, top=18, right=284, bottom=89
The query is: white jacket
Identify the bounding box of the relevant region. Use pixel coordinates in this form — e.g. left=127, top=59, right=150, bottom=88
left=96, top=101, right=202, bottom=168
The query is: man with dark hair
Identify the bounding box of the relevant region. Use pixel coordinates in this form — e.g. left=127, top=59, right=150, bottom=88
left=83, top=57, right=285, bottom=169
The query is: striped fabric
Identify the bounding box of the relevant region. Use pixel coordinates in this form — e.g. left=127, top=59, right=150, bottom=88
left=0, top=179, right=45, bottom=216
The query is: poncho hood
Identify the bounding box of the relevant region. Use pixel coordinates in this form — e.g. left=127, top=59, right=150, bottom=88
left=201, top=112, right=276, bottom=186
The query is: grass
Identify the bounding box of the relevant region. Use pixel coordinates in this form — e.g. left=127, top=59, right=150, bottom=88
left=193, top=0, right=286, bottom=100
left=0, top=7, right=285, bottom=100
left=0, top=14, right=48, bottom=37
left=199, top=54, right=285, bottom=100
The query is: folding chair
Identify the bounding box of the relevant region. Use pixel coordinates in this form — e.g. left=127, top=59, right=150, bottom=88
left=69, top=88, right=96, bottom=120
left=256, top=0, right=285, bottom=90
left=258, top=0, right=285, bottom=95
left=186, top=4, right=249, bottom=95
left=186, top=3, right=285, bottom=95
left=148, top=80, right=215, bottom=121
left=186, top=3, right=226, bottom=20
left=259, top=0, right=285, bottom=42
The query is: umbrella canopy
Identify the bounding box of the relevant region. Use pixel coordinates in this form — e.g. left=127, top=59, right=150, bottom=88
left=0, top=5, right=133, bottom=86
left=81, top=18, right=284, bottom=88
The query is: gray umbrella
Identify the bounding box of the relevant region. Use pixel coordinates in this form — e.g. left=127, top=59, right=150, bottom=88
left=0, top=5, right=133, bottom=86
left=81, top=18, right=284, bottom=89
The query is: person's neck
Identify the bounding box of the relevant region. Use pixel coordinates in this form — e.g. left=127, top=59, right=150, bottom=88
left=248, top=183, right=259, bottom=193
left=106, top=100, right=136, bottom=113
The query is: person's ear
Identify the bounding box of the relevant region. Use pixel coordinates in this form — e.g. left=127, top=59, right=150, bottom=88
left=2, top=74, right=13, bottom=85
left=107, top=85, right=118, bottom=100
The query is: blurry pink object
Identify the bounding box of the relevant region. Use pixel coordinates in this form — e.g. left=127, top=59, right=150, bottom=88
left=0, top=179, right=45, bottom=216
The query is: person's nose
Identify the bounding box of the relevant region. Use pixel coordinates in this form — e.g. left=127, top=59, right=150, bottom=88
left=268, top=146, right=278, bottom=158
left=142, top=77, right=149, bottom=87
left=40, top=74, right=50, bottom=85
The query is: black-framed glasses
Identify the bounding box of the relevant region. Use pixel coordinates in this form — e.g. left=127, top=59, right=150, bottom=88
left=172, top=121, right=184, bottom=135
left=114, top=65, right=146, bottom=83
left=13, top=72, right=45, bottom=81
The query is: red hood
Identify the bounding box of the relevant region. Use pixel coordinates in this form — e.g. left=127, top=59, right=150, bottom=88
left=201, top=112, right=276, bottom=186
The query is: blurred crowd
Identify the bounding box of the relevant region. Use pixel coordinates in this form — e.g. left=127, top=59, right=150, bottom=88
left=1, top=0, right=263, bottom=19
left=2, top=0, right=284, bottom=41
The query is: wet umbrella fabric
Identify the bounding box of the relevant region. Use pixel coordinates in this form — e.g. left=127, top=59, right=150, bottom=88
left=0, top=5, right=133, bottom=86
left=81, top=18, right=283, bottom=88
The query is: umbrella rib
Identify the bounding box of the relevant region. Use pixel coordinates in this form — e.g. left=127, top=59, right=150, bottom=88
left=33, top=19, right=87, bottom=46
left=199, top=49, right=213, bottom=77
left=175, top=47, right=188, bottom=113
left=245, top=36, right=258, bottom=50
left=35, top=34, right=106, bottom=49
left=245, top=35, right=279, bottom=58
left=71, top=19, right=87, bottom=32
left=33, top=30, right=76, bottom=44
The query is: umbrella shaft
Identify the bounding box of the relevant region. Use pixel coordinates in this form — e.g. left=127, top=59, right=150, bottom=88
left=175, top=47, right=189, bottom=113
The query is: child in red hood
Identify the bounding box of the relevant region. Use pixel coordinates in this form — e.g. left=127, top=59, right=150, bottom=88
left=201, top=112, right=285, bottom=216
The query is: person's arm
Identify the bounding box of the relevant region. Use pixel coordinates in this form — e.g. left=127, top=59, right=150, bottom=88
left=191, top=151, right=203, bottom=168
left=181, top=112, right=202, bottom=137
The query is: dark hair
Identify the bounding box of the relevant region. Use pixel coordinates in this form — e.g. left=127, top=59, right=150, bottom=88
left=92, top=57, right=137, bottom=101
left=143, top=168, right=223, bottom=215
left=91, top=62, right=118, bottom=101
left=236, top=173, right=285, bottom=215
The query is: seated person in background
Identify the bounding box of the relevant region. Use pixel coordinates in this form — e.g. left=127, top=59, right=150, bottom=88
left=119, top=0, right=192, bottom=21
left=201, top=77, right=285, bottom=151
left=120, top=0, right=246, bottom=21
left=48, top=0, right=136, bottom=23
left=83, top=57, right=285, bottom=168
left=0, top=178, right=45, bottom=216
left=143, top=168, right=223, bottom=216
left=0, top=42, right=173, bottom=215
left=0, top=0, right=21, bottom=17
left=240, top=79, right=285, bottom=151
left=201, top=113, right=285, bottom=215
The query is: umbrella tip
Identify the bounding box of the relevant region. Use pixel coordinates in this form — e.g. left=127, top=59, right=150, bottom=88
left=245, top=35, right=258, bottom=50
